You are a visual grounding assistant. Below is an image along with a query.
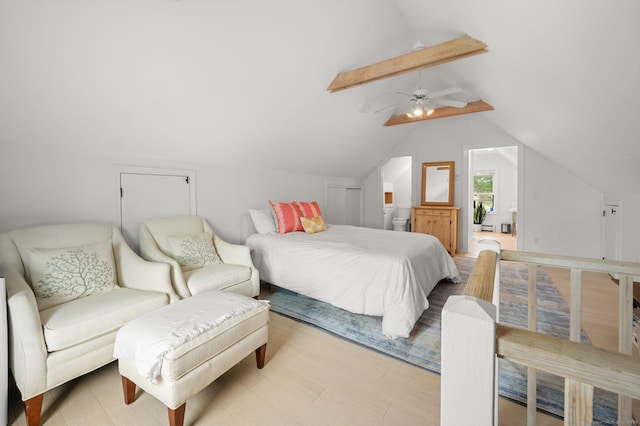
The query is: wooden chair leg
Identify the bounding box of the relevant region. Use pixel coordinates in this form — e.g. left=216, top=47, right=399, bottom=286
left=24, top=393, right=43, bottom=426
left=255, top=343, right=267, bottom=369
left=168, top=403, right=186, bottom=426
left=121, top=375, right=136, bottom=405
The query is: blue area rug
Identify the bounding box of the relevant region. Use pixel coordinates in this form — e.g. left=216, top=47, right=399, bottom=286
left=267, top=256, right=618, bottom=423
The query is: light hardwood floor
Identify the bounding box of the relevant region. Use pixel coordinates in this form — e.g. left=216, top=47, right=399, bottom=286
left=7, top=243, right=630, bottom=425
left=468, top=231, right=517, bottom=256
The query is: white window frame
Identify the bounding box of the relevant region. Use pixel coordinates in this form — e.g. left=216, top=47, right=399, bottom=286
left=473, top=169, right=499, bottom=215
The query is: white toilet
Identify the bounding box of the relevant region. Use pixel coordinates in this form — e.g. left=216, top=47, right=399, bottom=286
left=392, top=217, right=408, bottom=231
left=383, top=206, right=395, bottom=230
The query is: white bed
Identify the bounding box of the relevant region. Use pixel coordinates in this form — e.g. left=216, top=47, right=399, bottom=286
left=245, top=221, right=459, bottom=339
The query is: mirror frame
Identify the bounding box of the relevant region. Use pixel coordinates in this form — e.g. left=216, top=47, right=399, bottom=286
left=421, top=161, right=455, bottom=206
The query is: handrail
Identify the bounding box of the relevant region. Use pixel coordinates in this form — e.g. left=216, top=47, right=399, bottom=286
left=505, top=249, right=639, bottom=424
left=463, top=249, right=497, bottom=303
left=501, top=249, right=640, bottom=276
left=496, top=324, right=640, bottom=399
left=441, top=248, right=640, bottom=426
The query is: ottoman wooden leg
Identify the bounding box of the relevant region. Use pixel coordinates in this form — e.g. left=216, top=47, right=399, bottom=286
left=121, top=375, right=136, bottom=405
left=168, top=403, right=186, bottom=426
left=255, top=343, right=267, bottom=369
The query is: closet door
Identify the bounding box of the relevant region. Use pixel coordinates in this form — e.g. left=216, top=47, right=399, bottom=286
left=325, top=184, right=362, bottom=226
left=602, top=202, right=621, bottom=261
left=116, top=168, right=195, bottom=253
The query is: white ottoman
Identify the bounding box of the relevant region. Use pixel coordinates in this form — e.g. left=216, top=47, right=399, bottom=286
left=114, top=290, right=269, bottom=426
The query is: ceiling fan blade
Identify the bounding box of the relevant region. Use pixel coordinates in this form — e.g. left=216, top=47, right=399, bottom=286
left=374, top=103, right=404, bottom=114
left=433, top=99, right=468, bottom=108
left=429, top=87, right=463, bottom=99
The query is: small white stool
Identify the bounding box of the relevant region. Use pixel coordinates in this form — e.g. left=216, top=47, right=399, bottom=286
left=114, top=290, right=269, bottom=426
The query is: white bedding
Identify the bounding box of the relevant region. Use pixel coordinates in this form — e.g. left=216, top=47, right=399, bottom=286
left=246, top=225, right=459, bottom=339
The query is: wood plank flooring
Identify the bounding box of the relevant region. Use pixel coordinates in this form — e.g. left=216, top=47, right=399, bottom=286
left=7, top=243, right=631, bottom=425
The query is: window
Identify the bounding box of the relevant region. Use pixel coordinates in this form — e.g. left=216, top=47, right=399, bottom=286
left=473, top=170, right=496, bottom=213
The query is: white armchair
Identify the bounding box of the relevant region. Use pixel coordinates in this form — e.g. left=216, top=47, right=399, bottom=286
left=139, top=216, right=259, bottom=299
left=0, top=223, right=174, bottom=426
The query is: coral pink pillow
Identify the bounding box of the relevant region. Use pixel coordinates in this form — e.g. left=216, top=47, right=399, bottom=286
left=269, top=201, right=304, bottom=234
left=295, top=201, right=322, bottom=218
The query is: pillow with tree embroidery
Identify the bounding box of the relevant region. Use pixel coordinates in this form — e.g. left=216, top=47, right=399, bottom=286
left=27, top=241, right=117, bottom=311
left=167, top=232, right=223, bottom=272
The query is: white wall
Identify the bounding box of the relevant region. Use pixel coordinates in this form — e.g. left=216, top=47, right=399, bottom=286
left=363, top=114, right=604, bottom=258
left=0, top=142, right=358, bottom=245
left=363, top=168, right=381, bottom=228
left=522, top=148, right=602, bottom=258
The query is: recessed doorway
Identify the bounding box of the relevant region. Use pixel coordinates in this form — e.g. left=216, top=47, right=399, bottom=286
left=381, top=156, right=412, bottom=231
left=466, top=146, right=519, bottom=255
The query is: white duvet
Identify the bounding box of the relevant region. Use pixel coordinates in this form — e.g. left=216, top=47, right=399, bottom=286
left=246, top=225, right=459, bottom=339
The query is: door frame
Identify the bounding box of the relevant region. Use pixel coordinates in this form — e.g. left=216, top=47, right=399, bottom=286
left=111, top=164, right=197, bottom=232
left=376, top=154, right=413, bottom=229
left=462, top=144, right=524, bottom=254
left=601, top=200, right=621, bottom=261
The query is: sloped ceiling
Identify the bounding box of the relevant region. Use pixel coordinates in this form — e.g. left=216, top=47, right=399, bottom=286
left=395, top=0, right=640, bottom=195
left=1, top=1, right=638, bottom=195
left=0, top=0, right=416, bottom=179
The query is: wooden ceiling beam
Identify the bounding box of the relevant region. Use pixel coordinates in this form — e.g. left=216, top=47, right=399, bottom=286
left=383, top=100, right=494, bottom=126
left=327, top=35, right=488, bottom=93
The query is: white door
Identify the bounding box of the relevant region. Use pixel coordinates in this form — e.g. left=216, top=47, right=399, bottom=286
left=602, top=202, right=621, bottom=261
left=325, top=184, right=363, bottom=226
left=119, top=172, right=194, bottom=252
left=346, top=187, right=363, bottom=226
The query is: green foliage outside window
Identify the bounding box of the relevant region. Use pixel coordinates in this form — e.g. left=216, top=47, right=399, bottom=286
left=474, top=172, right=495, bottom=212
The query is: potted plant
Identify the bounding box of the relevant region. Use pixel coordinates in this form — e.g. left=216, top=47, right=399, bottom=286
left=473, top=200, right=487, bottom=232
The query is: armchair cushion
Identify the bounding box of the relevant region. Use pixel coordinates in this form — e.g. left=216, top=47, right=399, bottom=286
left=183, top=264, right=252, bottom=296
left=140, top=216, right=260, bottom=299
left=27, top=240, right=117, bottom=311
left=167, top=232, right=222, bottom=272
left=40, top=287, right=167, bottom=352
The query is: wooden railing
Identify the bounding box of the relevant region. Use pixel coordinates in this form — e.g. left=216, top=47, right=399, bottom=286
left=441, top=241, right=640, bottom=425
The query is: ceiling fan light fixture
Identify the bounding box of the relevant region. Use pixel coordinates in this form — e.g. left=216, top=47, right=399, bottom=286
left=411, top=106, right=425, bottom=117
left=406, top=104, right=434, bottom=119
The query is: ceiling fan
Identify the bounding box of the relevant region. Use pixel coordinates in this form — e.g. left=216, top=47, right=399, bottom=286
left=376, top=86, right=468, bottom=118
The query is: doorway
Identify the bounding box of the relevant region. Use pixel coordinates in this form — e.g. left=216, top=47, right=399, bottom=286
left=381, top=156, right=412, bottom=231
left=466, top=146, right=519, bottom=254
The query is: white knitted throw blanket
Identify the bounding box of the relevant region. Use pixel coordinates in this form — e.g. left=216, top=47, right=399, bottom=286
left=113, top=290, right=269, bottom=383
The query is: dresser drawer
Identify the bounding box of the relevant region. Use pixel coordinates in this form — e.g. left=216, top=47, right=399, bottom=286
left=414, top=209, right=450, bottom=217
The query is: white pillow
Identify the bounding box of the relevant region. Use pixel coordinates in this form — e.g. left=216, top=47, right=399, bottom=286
left=249, top=208, right=277, bottom=234
left=28, top=240, right=117, bottom=311
left=167, top=232, right=223, bottom=271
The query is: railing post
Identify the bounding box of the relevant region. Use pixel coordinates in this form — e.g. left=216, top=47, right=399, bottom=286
left=477, top=239, right=502, bottom=310
left=618, top=274, right=634, bottom=423
left=441, top=295, right=497, bottom=426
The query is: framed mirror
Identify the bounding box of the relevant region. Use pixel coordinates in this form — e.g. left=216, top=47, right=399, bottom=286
left=421, top=161, right=454, bottom=206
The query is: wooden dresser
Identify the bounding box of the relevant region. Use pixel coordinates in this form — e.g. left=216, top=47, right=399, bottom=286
left=411, top=206, right=460, bottom=256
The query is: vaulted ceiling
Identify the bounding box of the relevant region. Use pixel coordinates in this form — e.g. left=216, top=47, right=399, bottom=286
left=394, top=0, right=640, bottom=196
left=1, top=1, right=638, bottom=195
